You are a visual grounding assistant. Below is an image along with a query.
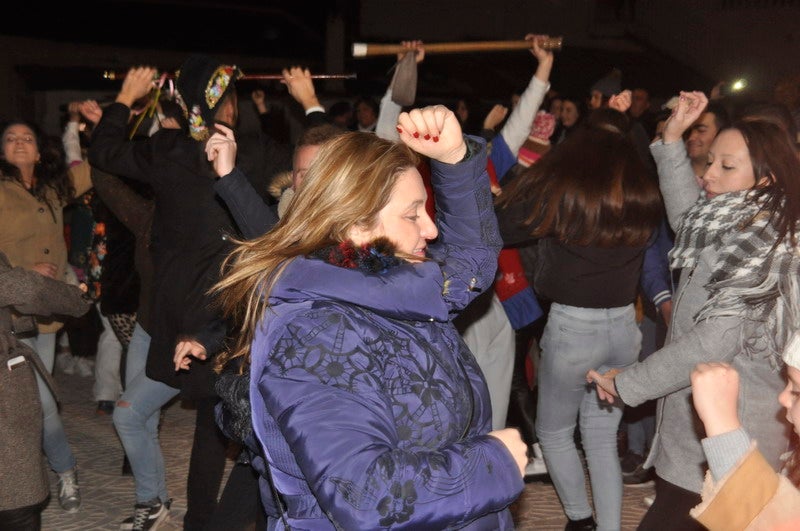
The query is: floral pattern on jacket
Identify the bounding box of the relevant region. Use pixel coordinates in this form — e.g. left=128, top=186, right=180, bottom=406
left=248, top=139, right=524, bottom=530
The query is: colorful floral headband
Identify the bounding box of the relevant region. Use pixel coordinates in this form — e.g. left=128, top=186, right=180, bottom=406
left=175, top=63, right=243, bottom=141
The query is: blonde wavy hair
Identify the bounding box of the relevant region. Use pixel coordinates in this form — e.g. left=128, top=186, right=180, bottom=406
left=213, top=131, right=419, bottom=371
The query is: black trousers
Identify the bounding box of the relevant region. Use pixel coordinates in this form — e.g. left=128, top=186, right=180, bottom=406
left=205, top=459, right=266, bottom=531
left=637, top=475, right=704, bottom=531
left=0, top=499, right=47, bottom=531
left=506, top=324, right=539, bottom=448
left=183, top=396, right=228, bottom=531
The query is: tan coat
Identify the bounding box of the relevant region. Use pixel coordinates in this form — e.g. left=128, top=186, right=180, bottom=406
left=691, top=444, right=800, bottom=530
left=0, top=160, right=91, bottom=333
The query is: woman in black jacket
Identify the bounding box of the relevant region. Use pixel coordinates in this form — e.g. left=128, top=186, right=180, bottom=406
left=88, top=55, right=261, bottom=530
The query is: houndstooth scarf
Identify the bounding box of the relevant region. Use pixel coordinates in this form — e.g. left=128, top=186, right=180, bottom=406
left=670, top=191, right=800, bottom=369
left=669, top=191, right=758, bottom=269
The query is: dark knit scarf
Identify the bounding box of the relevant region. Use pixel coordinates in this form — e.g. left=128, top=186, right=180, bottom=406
left=671, top=190, right=800, bottom=369
left=216, top=238, right=405, bottom=445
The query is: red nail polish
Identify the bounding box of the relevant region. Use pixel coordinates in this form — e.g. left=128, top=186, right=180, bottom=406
left=413, top=132, right=419, bottom=138
left=396, top=126, right=403, bottom=134
left=432, top=136, right=439, bottom=142
left=424, top=134, right=431, bottom=140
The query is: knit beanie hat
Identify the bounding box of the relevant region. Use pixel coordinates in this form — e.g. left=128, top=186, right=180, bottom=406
left=517, top=111, right=556, bottom=167
left=530, top=110, right=556, bottom=141
left=175, top=54, right=243, bottom=141
left=591, top=68, right=622, bottom=97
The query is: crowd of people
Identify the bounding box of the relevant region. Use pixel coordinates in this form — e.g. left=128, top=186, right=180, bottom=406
left=2, top=32, right=800, bottom=531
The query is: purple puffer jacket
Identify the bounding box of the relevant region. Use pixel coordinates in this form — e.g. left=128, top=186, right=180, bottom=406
left=249, top=138, right=524, bottom=530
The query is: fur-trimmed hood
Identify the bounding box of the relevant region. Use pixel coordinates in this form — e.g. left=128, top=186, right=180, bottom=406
left=267, top=170, right=292, bottom=200
left=268, top=171, right=294, bottom=218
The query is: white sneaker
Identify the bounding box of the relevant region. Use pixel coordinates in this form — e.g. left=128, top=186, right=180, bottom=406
left=56, top=353, right=76, bottom=375
left=57, top=467, right=80, bottom=513
left=74, top=357, right=94, bottom=378
left=643, top=495, right=655, bottom=508
left=532, top=442, right=544, bottom=459
left=525, top=456, right=548, bottom=477
left=525, top=442, right=548, bottom=477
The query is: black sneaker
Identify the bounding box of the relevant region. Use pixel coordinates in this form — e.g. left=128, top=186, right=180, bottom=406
left=121, top=455, right=132, bottom=476
left=623, top=463, right=654, bottom=486
left=565, top=516, right=596, bottom=530
left=620, top=450, right=644, bottom=475
left=96, top=400, right=115, bottom=415
left=120, top=498, right=170, bottom=531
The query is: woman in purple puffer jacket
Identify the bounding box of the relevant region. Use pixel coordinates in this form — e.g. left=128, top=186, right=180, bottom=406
left=201, top=105, right=528, bottom=530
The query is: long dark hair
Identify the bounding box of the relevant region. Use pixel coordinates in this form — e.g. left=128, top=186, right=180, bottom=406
left=496, top=108, right=663, bottom=247
left=735, top=119, right=800, bottom=246
left=737, top=101, right=799, bottom=151
left=0, top=119, right=74, bottom=207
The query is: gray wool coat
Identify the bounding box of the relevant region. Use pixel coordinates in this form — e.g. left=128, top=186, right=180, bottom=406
left=614, top=140, right=791, bottom=494
left=0, top=251, right=90, bottom=512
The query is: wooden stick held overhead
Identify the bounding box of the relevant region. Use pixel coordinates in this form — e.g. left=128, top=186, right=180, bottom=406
left=352, top=37, right=563, bottom=58
left=242, top=73, right=357, bottom=80
left=102, top=71, right=356, bottom=81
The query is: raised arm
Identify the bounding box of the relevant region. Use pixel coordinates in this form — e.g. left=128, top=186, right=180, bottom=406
left=479, top=104, right=509, bottom=143
left=497, top=34, right=554, bottom=157
left=88, top=67, right=161, bottom=182
left=397, top=106, right=502, bottom=312
left=205, top=124, right=279, bottom=238
left=281, top=66, right=328, bottom=128
left=81, top=96, right=153, bottom=237
left=62, top=102, right=84, bottom=165
left=649, top=91, right=708, bottom=229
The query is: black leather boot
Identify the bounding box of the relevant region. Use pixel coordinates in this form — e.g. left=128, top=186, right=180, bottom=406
left=564, top=516, right=596, bottom=531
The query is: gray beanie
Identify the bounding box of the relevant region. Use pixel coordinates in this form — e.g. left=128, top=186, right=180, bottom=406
left=591, top=68, right=622, bottom=97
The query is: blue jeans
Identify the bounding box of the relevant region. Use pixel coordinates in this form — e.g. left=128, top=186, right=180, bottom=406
left=535, top=303, right=641, bottom=531
left=113, top=323, right=179, bottom=504
left=21, top=332, right=76, bottom=474
left=93, top=303, right=123, bottom=402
